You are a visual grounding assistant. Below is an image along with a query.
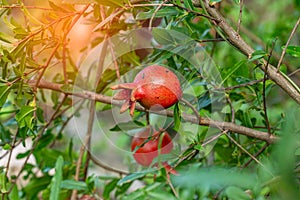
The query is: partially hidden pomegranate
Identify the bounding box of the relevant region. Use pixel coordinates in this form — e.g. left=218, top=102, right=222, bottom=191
left=111, top=65, right=182, bottom=116
left=131, top=127, right=177, bottom=175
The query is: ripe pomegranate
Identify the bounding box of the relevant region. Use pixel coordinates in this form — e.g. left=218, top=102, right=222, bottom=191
left=111, top=65, right=182, bottom=116
left=131, top=127, right=177, bottom=174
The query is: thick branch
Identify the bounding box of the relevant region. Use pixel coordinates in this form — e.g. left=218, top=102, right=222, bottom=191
left=202, top=0, right=300, bottom=104
left=29, top=79, right=277, bottom=144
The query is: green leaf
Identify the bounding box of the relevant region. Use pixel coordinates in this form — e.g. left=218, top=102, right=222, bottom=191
left=117, top=170, right=154, bottom=186
left=49, top=1, right=69, bottom=13
left=249, top=50, right=267, bottom=62
left=284, top=45, right=300, bottom=58
left=8, top=184, right=20, bottom=200
left=0, top=31, right=15, bottom=43
left=136, top=7, right=179, bottom=20
left=0, top=84, right=11, bottom=109
left=0, top=172, right=8, bottom=193
left=172, top=167, right=257, bottom=189
left=16, top=150, right=31, bottom=159
left=23, top=176, right=52, bottom=199
left=61, top=180, right=87, bottom=191
left=295, top=147, right=300, bottom=156
left=148, top=190, right=178, bottom=200
left=103, top=179, right=118, bottom=199
left=193, top=144, right=202, bottom=151
left=3, top=143, right=11, bottom=150
left=93, top=9, right=124, bottom=31
left=15, top=106, right=35, bottom=129
left=220, top=60, right=247, bottom=86
left=36, top=107, right=45, bottom=123
left=96, top=67, right=132, bottom=93
left=225, top=186, right=251, bottom=200
left=50, top=156, right=64, bottom=200
left=197, top=91, right=211, bottom=110
left=184, top=0, right=195, bottom=10
left=115, top=182, right=132, bottom=197
left=152, top=28, right=175, bottom=46
left=61, top=0, right=93, bottom=3
left=173, top=103, right=181, bottom=131
left=95, top=0, right=126, bottom=7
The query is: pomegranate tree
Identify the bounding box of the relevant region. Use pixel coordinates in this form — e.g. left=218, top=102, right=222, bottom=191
left=111, top=65, right=182, bottom=116
left=131, top=127, right=177, bottom=174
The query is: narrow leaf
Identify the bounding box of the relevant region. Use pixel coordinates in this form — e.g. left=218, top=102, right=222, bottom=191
left=184, top=0, right=195, bottom=10
left=152, top=28, right=175, bottom=45
left=0, top=84, right=11, bottom=109
left=220, top=60, right=247, bottom=86
left=285, top=45, right=300, bottom=58
left=136, top=7, right=179, bottom=20
left=103, top=179, right=118, bottom=199
left=93, top=9, right=124, bottom=31
left=249, top=50, right=267, bottom=62
left=173, top=103, right=181, bottom=131
left=15, top=106, right=36, bottom=129
left=117, top=170, right=154, bottom=186
left=61, top=180, right=87, bottom=191
left=225, top=186, right=251, bottom=200
left=50, top=156, right=64, bottom=200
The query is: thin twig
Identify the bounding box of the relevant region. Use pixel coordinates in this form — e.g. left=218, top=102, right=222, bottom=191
left=180, top=98, right=200, bottom=123
left=128, top=3, right=174, bottom=8
left=201, top=131, right=225, bottom=147
left=216, top=78, right=265, bottom=91
left=195, top=38, right=225, bottom=43
left=241, top=143, right=269, bottom=168
left=148, top=0, right=167, bottom=30
left=174, top=130, right=226, bottom=169
left=236, top=0, right=244, bottom=34
left=48, top=4, right=91, bottom=86
left=35, top=43, right=60, bottom=89
left=201, top=1, right=300, bottom=104
left=263, top=40, right=276, bottom=135
left=108, top=38, right=120, bottom=81
left=166, top=175, right=179, bottom=198
left=226, top=95, right=235, bottom=123
left=224, top=132, right=274, bottom=177
left=4, top=129, right=19, bottom=179
left=9, top=94, right=69, bottom=192
left=72, top=6, right=106, bottom=198
left=14, top=13, right=77, bottom=46
left=49, top=99, right=85, bottom=148
left=90, top=154, right=129, bottom=175
left=62, top=41, right=68, bottom=84
left=71, top=101, right=96, bottom=200
left=171, top=0, right=219, bottom=22
left=289, top=68, right=300, bottom=77
left=276, top=17, right=300, bottom=71
left=29, top=79, right=278, bottom=144
left=0, top=5, right=61, bottom=11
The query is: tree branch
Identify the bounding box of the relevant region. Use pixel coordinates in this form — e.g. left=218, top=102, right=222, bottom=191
left=28, top=79, right=278, bottom=144
left=201, top=0, right=300, bottom=105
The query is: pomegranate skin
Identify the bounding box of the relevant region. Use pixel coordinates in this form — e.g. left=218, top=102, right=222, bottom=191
left=131, top=128, right=173, bottom=167
left=111, top=65, right=182, bottom=116
left=132, top=65, right=182, bottom=109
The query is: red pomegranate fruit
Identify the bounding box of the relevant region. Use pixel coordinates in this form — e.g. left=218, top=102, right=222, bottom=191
left=131, top=127, right=177, bottom=174
left=111, top=65, right=182, bottom=116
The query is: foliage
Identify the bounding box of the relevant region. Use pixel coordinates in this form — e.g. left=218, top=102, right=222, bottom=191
left=0, top=0, right=300, bottom=199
